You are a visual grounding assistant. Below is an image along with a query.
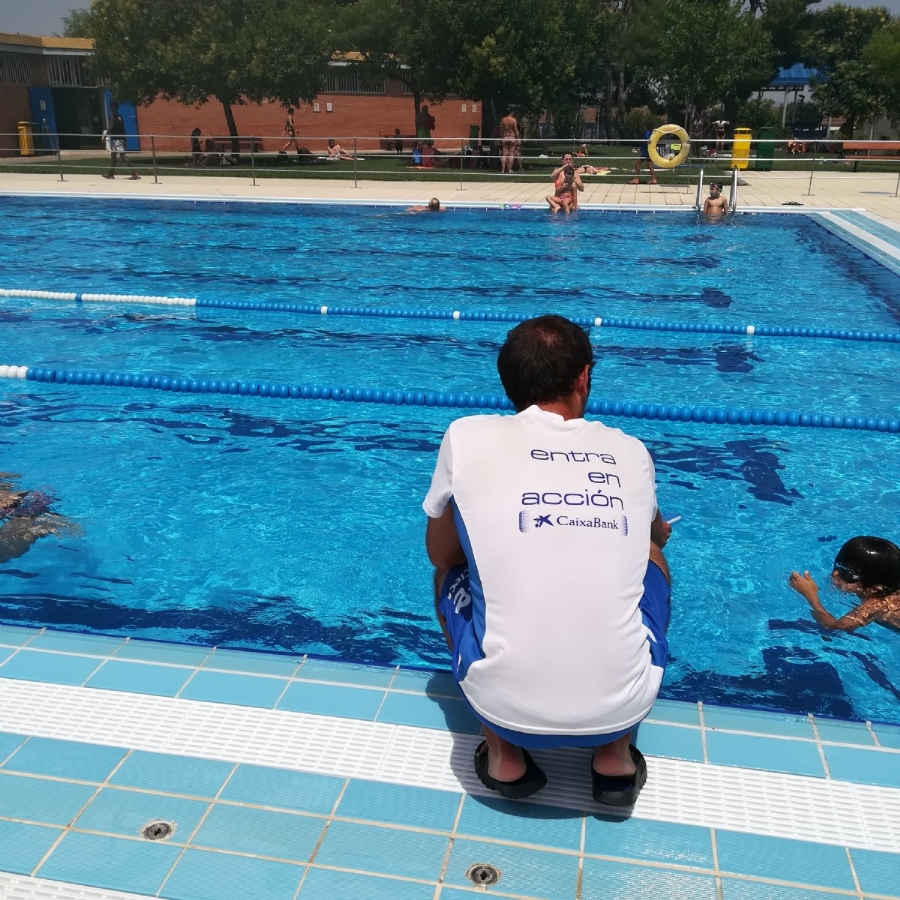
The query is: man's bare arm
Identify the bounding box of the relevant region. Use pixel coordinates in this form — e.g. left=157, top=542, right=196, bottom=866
left=425, top=505, right=467, bottom=568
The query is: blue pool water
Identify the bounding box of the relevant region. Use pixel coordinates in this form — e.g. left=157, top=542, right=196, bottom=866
left=2, top=197, right=900, bottom=724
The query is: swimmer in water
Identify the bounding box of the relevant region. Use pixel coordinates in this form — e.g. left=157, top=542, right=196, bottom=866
left=0, top=474, right=81, bottom=564
left=407, top=198, right=442, bottom=212
left=790, top=536, right=900, bottom=632
left=702, top=182, right=729, bottom=216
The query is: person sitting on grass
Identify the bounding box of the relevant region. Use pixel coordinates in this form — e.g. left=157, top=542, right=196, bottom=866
left=326, top=139, right=355, bottom=160
left=790, top=536, right=900, bottom=632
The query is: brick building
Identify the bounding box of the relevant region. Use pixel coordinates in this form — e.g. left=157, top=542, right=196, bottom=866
left=0, top=33, right=481, bottom=156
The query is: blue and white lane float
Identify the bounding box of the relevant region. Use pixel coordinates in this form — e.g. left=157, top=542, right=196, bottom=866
left=3, top=286, right=900, bottom=343
left=0, top=288, right=196, bottom=306
left=2, top=364, right=898, bottom=433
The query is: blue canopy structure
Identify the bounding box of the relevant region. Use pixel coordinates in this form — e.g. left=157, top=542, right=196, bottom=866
left=769, top=65, right=818, bottom=89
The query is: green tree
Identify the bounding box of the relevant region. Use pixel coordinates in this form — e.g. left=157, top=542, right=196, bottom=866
left=802, top=4, right=892, bottom=136
left=651, top=0, right=775, bottom=124
left=862, top=22, right=900, bottom=123
left=87, top=0, right=334, bottom=150
left=62, top=7, right=94, bottom=37
left=337, top=0, right=436, bottom=134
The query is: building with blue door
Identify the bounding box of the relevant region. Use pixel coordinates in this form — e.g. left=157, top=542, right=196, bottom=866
left=0, top=32, right=138, bottom=156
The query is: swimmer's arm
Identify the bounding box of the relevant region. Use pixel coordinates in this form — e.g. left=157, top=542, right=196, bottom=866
left=723, top=196, right=730, bottom=214
left=702, top=198, right=711, bottom=214
left=575, top=174, right=584, bottom=192
left=550, top=165, right=564, bottom=179
left=789, top=570, right=872, bottom=631
left=425, top=504, right=466, bottom=568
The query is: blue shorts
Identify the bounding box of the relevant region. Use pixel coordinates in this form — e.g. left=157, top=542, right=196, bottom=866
left=439, top=561, right=670, bottom=750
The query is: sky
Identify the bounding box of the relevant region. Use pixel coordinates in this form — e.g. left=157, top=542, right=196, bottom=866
left=1, top=0, right=899, bottom=38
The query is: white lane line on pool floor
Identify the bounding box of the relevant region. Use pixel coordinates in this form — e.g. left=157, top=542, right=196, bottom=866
left=1, top=676, right=897, bottom=853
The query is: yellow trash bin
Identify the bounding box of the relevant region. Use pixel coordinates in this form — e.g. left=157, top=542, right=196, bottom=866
left=731, top=127, right=752, bottom=171
left=17, top=121, right=34, bottom=157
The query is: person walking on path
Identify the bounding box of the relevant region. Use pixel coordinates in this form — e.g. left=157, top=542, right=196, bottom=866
left=102, top=102, right=140, bottom=180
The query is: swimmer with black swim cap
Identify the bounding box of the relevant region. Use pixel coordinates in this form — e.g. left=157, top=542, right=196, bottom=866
left=790, top=536, right=900, bottom=631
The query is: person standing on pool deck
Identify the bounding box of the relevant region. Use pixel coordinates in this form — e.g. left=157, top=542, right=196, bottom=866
left=416, top=104, right=436, bottom=145
left=500, top=108, right=520, bottom=173
left=423, top=315, right=673, bottom=805
left=102, top=102, right=140, bottom=180
left=631, top=129, right=657, bottom=185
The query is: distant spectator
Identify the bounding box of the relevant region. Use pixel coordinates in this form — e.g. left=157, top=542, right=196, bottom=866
left=280, top=107, right=302, bottom=155
left=102, top=101, right=140, bottom=180
left=190, top=128, right=203, bottom=165
left=713, top=117, right=730, bottom=154
left=630, top=129, right=657, bottom=185
left=202, top=138, right=220, bottom=167
left=500, top=108, right=520, bottom=173
left=416, top=104, right=436, bottom=145
left=393, top=128, right=404, bottom=154
left=326, top=139, right=355, bottom=160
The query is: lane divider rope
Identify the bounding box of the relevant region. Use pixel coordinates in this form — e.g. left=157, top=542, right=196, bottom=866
left=2, top=363, right=897, bottom=433
left=3, top=287, right=900, bottom=343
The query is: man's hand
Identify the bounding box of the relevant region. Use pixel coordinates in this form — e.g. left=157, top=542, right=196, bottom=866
left=650, top=512, right=671, bottom=549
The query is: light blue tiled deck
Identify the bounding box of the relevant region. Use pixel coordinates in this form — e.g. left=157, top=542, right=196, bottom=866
left=1, top=626, right=899, bottom=900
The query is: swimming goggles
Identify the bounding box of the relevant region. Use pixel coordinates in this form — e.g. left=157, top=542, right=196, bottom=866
left=834, top=563, right=861, bottom=584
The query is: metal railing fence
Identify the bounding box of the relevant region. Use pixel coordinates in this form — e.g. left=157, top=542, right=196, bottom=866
left=1, top=132, right=898, bottom=196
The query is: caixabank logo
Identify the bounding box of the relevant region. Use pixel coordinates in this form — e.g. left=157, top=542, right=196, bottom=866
left=519, top=511, right=628, bottom=534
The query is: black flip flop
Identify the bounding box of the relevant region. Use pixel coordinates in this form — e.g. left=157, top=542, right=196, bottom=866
left=474, top=741, right=547, bottom=800
left=591, top=745, right=648, bottom=807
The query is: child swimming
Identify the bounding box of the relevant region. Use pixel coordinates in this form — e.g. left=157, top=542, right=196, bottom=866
left=790, top=536, right=900, bottom=632
left=0, top=474, right=81, bottom=564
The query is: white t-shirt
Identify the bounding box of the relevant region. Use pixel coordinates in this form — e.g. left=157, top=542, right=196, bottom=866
left=423, top=405, right=662, bottom=735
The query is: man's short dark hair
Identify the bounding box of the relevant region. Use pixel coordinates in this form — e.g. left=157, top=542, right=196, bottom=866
left=497, top=315, right=593, bottom=412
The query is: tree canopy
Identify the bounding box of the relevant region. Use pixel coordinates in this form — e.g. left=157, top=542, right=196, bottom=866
left=68, top=0, right=900, bottom=140
left=86, top=0, right=334, bottom=143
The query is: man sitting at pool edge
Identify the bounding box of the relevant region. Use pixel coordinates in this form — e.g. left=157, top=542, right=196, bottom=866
left=423, top=315, right=672, bottom=805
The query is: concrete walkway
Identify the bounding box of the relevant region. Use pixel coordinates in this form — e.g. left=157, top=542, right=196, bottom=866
left=2, top=169, right=900, bottom=224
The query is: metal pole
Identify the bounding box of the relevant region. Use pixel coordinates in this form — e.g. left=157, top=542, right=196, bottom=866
left=460, top=138, right=465, bottom=191
left=695, top=167, right=704, bottom=210
left=895, top=169, right=899, bottom=198
left=151, top=135, right=158, bottom=184
left=729, top=165, right=738, bottom=212
left=806, top=144, right=816, bottom=196
left=353, top=137, right=358, bottom=188
left=251, top=137, right=256, bottom=187
left=56, top=135, right=64, bottom=182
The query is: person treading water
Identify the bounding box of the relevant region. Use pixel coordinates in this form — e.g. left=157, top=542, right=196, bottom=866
left=790, top=536, right=900, bottom=632
left=0, top=474, right=81, bottom=564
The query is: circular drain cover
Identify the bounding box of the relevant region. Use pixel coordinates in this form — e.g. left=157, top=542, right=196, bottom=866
left=142, top=820, right=174, bottom=841
left=466, top=863, right=500, bottom=886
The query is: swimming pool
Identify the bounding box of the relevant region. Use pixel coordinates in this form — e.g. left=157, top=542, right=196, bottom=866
left=2, top=197, right=899, bottom=724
